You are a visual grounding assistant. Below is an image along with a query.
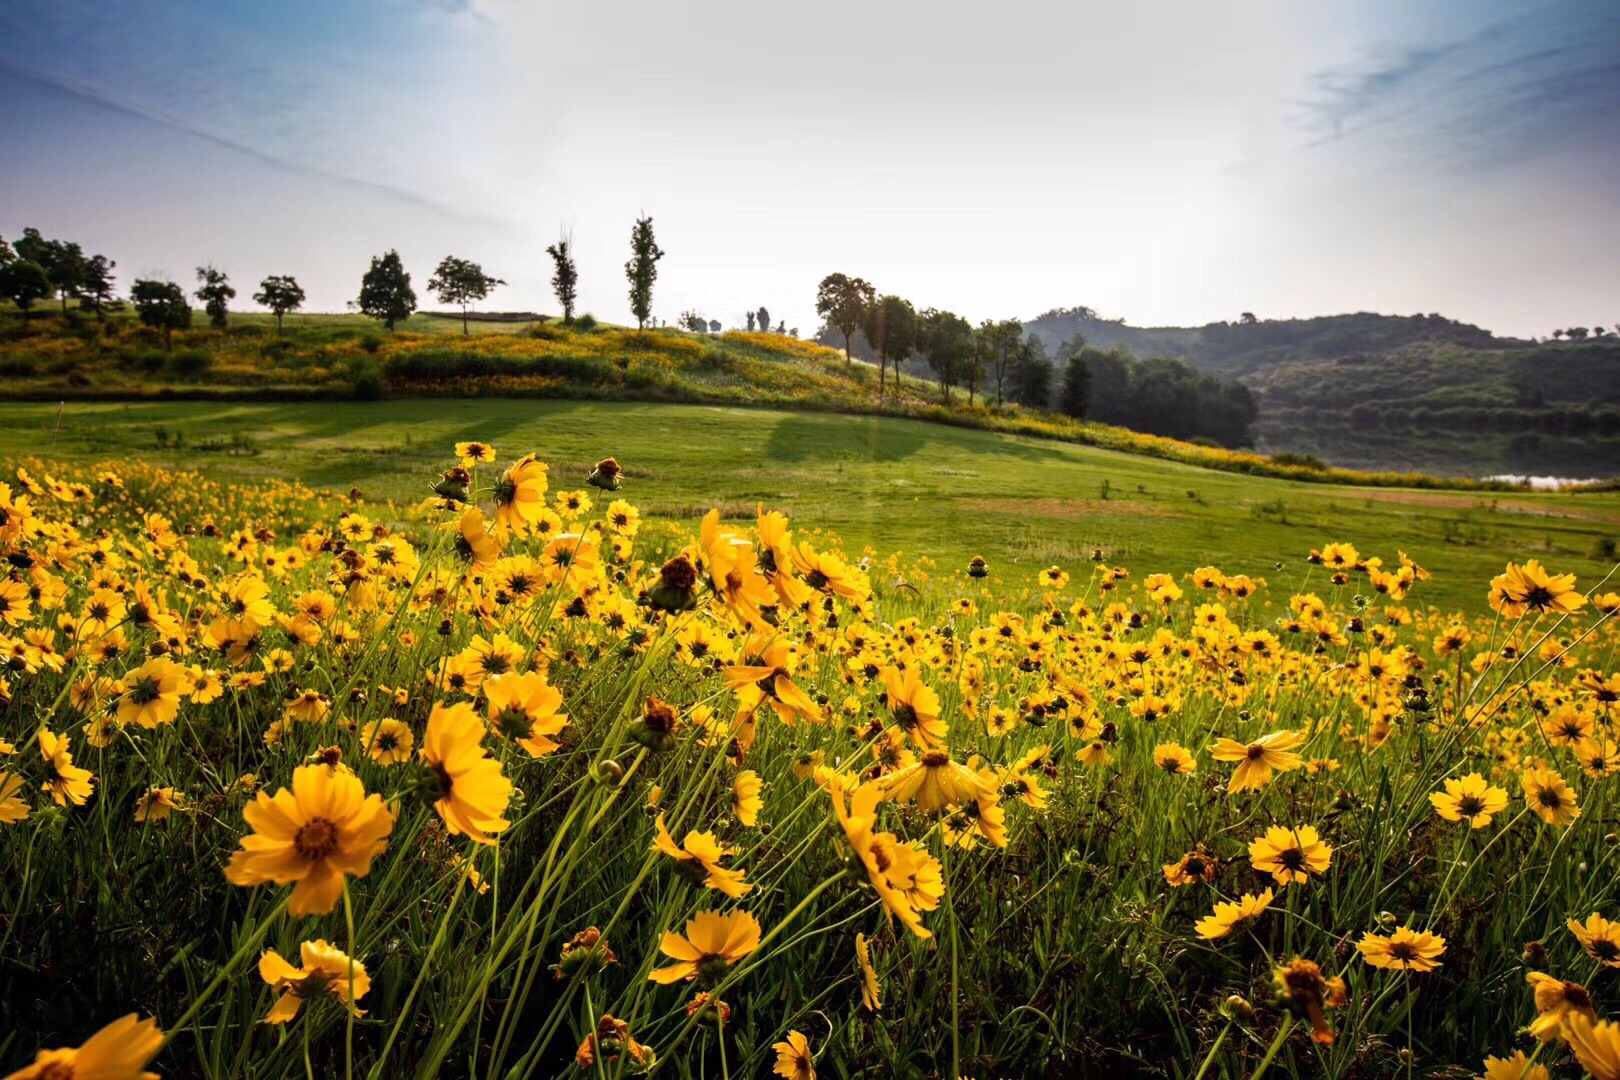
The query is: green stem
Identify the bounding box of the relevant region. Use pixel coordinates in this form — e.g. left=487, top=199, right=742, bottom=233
left=1248, top=1013, right=1294, bottom=1080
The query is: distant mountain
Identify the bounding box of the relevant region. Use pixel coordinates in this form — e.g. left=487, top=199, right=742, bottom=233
left=1023, top=306, right=1620, bottom=476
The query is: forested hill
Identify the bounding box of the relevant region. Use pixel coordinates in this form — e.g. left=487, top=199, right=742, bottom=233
left=1021, top=307, right=1511, bottom=376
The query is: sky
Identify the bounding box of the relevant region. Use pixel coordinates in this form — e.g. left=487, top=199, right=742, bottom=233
left=1, top=0, right=1617, bottom=339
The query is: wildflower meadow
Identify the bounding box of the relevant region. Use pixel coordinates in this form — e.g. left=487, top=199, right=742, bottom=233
left=1, top=445, right=1618, bottom=1080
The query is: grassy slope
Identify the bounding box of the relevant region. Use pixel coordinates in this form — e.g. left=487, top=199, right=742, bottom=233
left=3, top=398, right=1616, bottom=612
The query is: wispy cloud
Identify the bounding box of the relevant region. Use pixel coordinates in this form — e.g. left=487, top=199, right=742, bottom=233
left=1290, top=3, right=1620, bottom=170
left=0, top=59, right=503, bottom=227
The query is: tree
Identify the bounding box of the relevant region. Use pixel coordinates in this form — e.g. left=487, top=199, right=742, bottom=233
left=917, top=308, right=975, bottom=404
left=194, top=265, right=236, bottom=330
left=756, top=306, right=771, bottom=334
left=1059, top=353, right=1092, bottom=418
left=0, top=260, right=52, bottom=317
left=624, top=216, right=664, bottom=331
left=545, top=237, right=579, bottom=323
left=15, top=229, right=88, bottom=317
left=864, top=295, right=916, bottom=394
left=357, top=250, right=416, bottom=330
left=746, top=311, right=756, bottom=332
left=975, top=318, right=1024, bottom=406
left=0, top=236, right=12, bottom=268
left=1567, top=327, right=1590, bottom=341
left=678, top=310, right=708, bottom=332
left=82, top=255, right=118, bottom=320
left=1239, top=311, right=1258, bottom=324
left=1011, top=336, right=1053, bottom=408
left=427, top=256, right=505, bottom=335
left=254, top=275, right=306, bottom=334
left=130, top=279, right=191, bottom=348
left=815, top=273, right=875, bottom=365
left=708, top=319, right=721, bottom=333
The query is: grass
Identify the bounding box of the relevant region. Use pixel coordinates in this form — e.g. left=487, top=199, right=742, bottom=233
left=2, top=399, right=1617, bottom=614
left=2, top=423, right=1618, bottom=1079
left=0, top=311, right=1581, bottom=491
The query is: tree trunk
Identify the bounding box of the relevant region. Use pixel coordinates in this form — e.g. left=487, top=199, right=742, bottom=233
left=843, top=330, right=852, bottom=365
left=462, top=305, right=469, bottom=335
left=879, top=353, right=886, bottom=392
left=275, top=312, right=284, bottom=335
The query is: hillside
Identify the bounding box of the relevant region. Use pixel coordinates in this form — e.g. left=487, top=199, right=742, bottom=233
left=0, top=309, right=1552, bottom=490
left=1023, top=307, right=1620, bottom=476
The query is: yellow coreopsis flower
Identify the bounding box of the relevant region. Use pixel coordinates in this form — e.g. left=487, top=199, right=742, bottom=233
left=258, top=939, right=371, bottom=1024
left=1522, top=767, right=1580, bottom=827
left=1208, top=730, right=1306, bottom=793
left=483, top=670, right=569, bottom=757
left=1248, top=825, right=1332, bottom=886
left=1565, top=1014, right=1620, bottom=1080
left=491, top=452, right=549, bottom=536
left=224, top=763, right=394, bottom=916
left=651, top=812, right=752, bottom=898
left=1489, top=559, right=1586, bottom=618
left=772, top=1030, right=815, bottom=1080
left=1429, top=773, right=1508, bottom=828
left=1195, top=888, right=1273, bottom=940
left=0, top=773, right=30, bottom=824
left=1356, top=925, right=1445, bottom=972
left=419, top=700, right=512, bottom=845
left=648, top=909, right=762, bottom=984
left=2, top=1013, right=163, bottom=1080
left=878, top=749, right=986, bottom=813
left=39, top=729, right=94, bottom=807
left=1569, top=912, right=1620, bottom=968
left=732, top=769, right=763, bottom=826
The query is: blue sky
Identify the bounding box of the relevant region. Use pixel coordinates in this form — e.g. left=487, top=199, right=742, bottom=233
left=1, top=0, right=1617, bottom=337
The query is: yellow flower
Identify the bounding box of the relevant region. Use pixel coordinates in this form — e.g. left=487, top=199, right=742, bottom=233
left=880, top=665, right=947, bottom=748
left=134, top=787, right=183, bottom=824
left=491, top=452, right=550, bottom=536
left=651, top=812, right=752, bottom=898
left=877, top=749, right=985, bottom=813
left=420, top=700, right=512, bottom=845
left=1565, top=1014, right=1620, bottom=1080
left=0, top=772, right=28, bottom=824
left=1568, top=912, right=1620, bottom=968
left=258, top=939, right=371, bottom=1024
left=1248, top=825, right=1332, bottom=886
left=1428, top=773, right=1508, bottom=828
left=832, top=780, right=942, bottom=939
left=855, top=932, right=881, bottom=1012
left=1, top=1013, right=163, bottom=1080
left=732, top=770, right=762, bottom=826
left=1356, top=925, right=1445, bottom=972
left=1208, top=730, right=1306, bottom=793
left=0, top=578, right=33, bottom=626
left=648, top=909, right=762, bottom=984
left=359, top=718, right=415, bottom=765
left=1521, top=767, right=1580, bottom=827
left=1195, top=888, right=1273, bottom=940
left=455, top=506, right=502, bottom=571
left=1489, top=559, right=1586, bottom=617
left=1478, top=1051, right=1547, bottom=1080
left=772, top=1030, right=815, bottom=1080
left=39, top=729, right=94, bottom=807
left=454, top=440, right=496, bottom=467
left=224, top=764, right=394, bottom=916
left=701, top=509, right=778, bottom=628
left=483, top=670, right=569, bottom=757
left=1153, top=742, right=1196, bottom=776
left=1527, top=971, right=1596, bottom=1041
left=1273, top=957, right=1347, bottom=1045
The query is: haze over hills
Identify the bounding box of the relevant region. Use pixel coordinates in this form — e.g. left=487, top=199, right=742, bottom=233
left=1020, top=306, right=1620, bottom=478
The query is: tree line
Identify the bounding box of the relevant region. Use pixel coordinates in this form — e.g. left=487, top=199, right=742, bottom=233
left=0, top=217, right=694, bottom=340
left=813, top=274, right=1258, bottom=446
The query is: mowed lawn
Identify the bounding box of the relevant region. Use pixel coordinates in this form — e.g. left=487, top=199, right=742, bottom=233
left=2, top=398, right=1616, bottom=611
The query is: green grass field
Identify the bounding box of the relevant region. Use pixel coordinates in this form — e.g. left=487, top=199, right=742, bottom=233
left=3, top=398, right=1615, bottom=612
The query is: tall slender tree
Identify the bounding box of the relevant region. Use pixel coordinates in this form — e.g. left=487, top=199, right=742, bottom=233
left=81, top=255, right=117, bottom=320
left=546, top=237, right=579, bottom=324
left=625, top=216, right=664, bottom=331
left=130, top=279, right=191, bottom=348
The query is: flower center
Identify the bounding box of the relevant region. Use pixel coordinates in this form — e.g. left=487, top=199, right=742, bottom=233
left=294, top=818, right=340, bottom=862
